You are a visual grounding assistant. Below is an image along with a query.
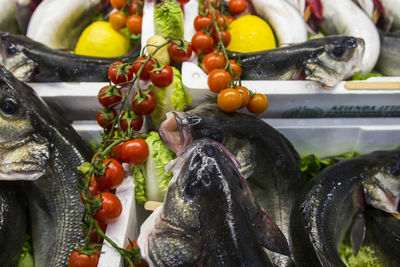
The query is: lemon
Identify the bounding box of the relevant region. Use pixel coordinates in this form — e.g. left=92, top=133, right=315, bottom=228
left=227, top=15, right=276, bottom=53
left=75, top=21, right=130, bottom=58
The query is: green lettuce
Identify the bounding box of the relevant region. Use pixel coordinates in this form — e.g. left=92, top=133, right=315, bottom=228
left=154, top=0, right=184, bottom=38
left=18, top=234, right=34, bottom=267
left=339, top=236, right=381, bottom=267
left=352, top=72, right=383, bottom=80
left=132, top=131, right=176, bottom=203
left=150, top=67, right=192, bottom=127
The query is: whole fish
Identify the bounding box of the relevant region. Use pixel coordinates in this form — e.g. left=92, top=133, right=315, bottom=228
left=250, top=0, right=308, bottom=46
left=376, top=31, right=400, bottom=76
left=0, top=32, right=140, bottom=82
left=319, top=0, right=380, bottom=75
left=0, top=65, right=92, bottom=266
left=0, top=182, right=27, bottom=267
left=290, top=150, right=400, bottom=267
left=159, top=104, right=303, bottom=266
left=27, top=0, right=102, bottom=50
left=0, top=0, right=19, bottom=34
left=228, top=36, right=364, bottom=88
left=138, top=138, right=290, bottom=266
left=366, top=208, right=400, bottom=266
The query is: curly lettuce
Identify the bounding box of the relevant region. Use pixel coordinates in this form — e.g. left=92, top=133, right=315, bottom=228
left=339, top=236, right=381, bottom=267
left=154, top=0, right=184, bottom=39
left=150, top=67, right=191, bottom=127
left=18, top=234, right=34, bottom=267
left=132, top=132, right=176, bottom=203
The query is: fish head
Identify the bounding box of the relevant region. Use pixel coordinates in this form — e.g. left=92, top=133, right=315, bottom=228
left=0, top=66, right=49, bottom=180
left=304, top=36, right=365, bottom=87
left=0, top=32, right=37, bottom=82
left=363, top=150, right=400, bottom=219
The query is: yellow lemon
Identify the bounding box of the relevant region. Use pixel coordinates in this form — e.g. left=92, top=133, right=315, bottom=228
left=75, top=21, right=130, bottom=57
left=227, top=15, right=276, bottom=53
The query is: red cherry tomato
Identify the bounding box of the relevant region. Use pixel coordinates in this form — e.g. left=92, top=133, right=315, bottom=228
left=132, top=90, right=157, bottom=115
left=126, top=240, right=150, bottom=267
left=68, top=249, right=100, bottom=267
left=202, top=52, right=226, bottom=74
left=168, top=40, right=193, bottom=63
left=108, top=62, right=134, bottom=84
left=96, top=108, right=117, bottom=130
left=110, top=0, right=125, bottom=10
left=217, top=88, right=242, bottom=112
left=80, top=175, right=102, bottom=203
left=229, top=59, right=242, bottom=80
left=150, top=64, right=174, bottom=88
left=127, top=1, right=143, bottom=16
left=213, top=30, right=231, bottom=47
left=247, top=93, right=269, bottom=114
left=228, top=0, right=247, bottom=15
left=94, top=192, right=122, bottom=224
left=132, top=57, right=155, bottom=80
left=120, top=110, right=143, bottom=131
left=94, top=158, right=125, bottom=191
left=126, top=15, right=142, bottom=35
left=112, top=142, right=124, bottom=162
left=82, top=221, right=107, bottom=244
left=207, top=69, right=232, bottom=93
left=178, top=0, right=190, bottom=3
left=236, top=86, right=250, bottom=108
left=109, top=11, right=127, bottom=31
left=98, top=86, right=122, bottom=108
left=191, top=31, right=214, bottom=55
left=193, top=15, right=212, bottom=31
left=121, top=138, right=149, bottom=165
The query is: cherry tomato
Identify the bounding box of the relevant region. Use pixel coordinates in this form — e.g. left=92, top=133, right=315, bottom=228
left=121, top=138, right=149, bottom=165
left=98, top=86, right=122, bottom=108
left=127, top=1, right=143, bottom=16
left=178, top=0, right=190, bottom=3
left=94, top=158, right=125, bottom=191
left=168, top=40, right=193, bottom=63
left=193, top=15, right=212, bottom=31
left=150, top=64, right=174, bottom=88
left=126, top=240, right=149, bottom=267
left=132, top=90, right=157, bottom=115
left=247, top=93, right=269, bottom=114
left=108, top=62, right=134, bottom=84
left=110, top=0, right=125, bottom=10
left=226, top=16, right=236, bottom=26
left=112, top=142, right=124, bottom=162
left=201, top=0, right=221, bottom=8
left=235, top=86, right=250, bottom=108
left=207, top=69, right=232, bottom=93
left=96, top=108, right=117, bottom=130
left=126, top=15, right=142, bottom=35
left=228, top=0, right=247, bottom=15
left=213, top=30, right=231, bottom=47
left=191, top=31, right=214, bottom=55
left=218, top=88, right=242, bottom=112
left=120, top=110, right=143, bottom=131
left=202, top=52, right=226, bottom=74
left=68, top=249, right=99, bottom=267
left=94, top=192, right=122, bottom=224
left=80, top=175, right=101, bottom=203
left=109, top=11, right=127, bottom=31
left=132, top=57, right=155, bottom=80
left=82, top=221, right=107, bottom=244
left=215, top=14, right=229, bottom=30
left=229, top=60, right=242, bottom=80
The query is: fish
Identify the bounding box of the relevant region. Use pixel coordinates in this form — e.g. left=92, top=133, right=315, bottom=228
left=319, top=0, right=380, bottom=75
left=250, top=0, right=308, bottom=46
left=365, top=208, right=400, bottom=266
left=0, top=65, right=92, bottom=266
left=0, top=32, right=141, bottom=82
left=376, top=31, right=400, bottom=76
left=0, top=182, right=27, bottom=267
left=290, top=150, right=400, bottom=267
left=228, top=36, right=364, bottom=88
left=26, top=0, right=102, bottom=50
left=0, top=0, right=20, bottom=34
left=137, top=138, right=290, bottom=266
left=159, top=104, right=304, bottom=266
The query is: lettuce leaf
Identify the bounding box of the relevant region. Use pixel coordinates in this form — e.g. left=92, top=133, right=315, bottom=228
left=132, top=164, right=147, bottom=204
left=154, top=0, right=184, bottom=39
left=339, top=236, right=381, bottom=267
left=18, top=234, right=34, bottom=267
left=150, top=67, right=191, bottom=127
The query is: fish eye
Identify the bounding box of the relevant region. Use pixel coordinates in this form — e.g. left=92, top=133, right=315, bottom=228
left=331, top=46, right=345, bottom=59
left=209, top=132, right=222, bottom=143
left=1, top=98, right=18, bottom=115
left=6, top=44, right=17, bottom=55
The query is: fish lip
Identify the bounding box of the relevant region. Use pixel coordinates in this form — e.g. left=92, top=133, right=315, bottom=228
left=159, top=111, right=192, bottom=155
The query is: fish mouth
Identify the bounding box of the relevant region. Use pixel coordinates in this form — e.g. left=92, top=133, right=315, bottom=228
left=159, top=111, right=193, bottom=155
left=0, top=134, right=49, bottom=181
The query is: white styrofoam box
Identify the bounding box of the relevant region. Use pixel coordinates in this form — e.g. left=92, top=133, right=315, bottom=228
left=180, top=0, right=400, bottom=118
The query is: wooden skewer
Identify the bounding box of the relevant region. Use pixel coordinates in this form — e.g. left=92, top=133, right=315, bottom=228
left=344, top=81, right=400, bottom=90
left=144, top=201, right=163, bottom=211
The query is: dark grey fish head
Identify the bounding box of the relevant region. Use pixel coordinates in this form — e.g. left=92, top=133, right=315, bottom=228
left=0, top=65, right=49, bottom=180
left=304, top=36, right=364, bottom=87
left=0, top=32, right=37, bottom=81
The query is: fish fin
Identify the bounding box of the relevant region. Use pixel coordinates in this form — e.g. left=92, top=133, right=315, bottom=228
left=255, top=208, right=291, bottom=256
left=31, top=70, right=62, bottom=82
left=350, top=213, right=366, bottom=256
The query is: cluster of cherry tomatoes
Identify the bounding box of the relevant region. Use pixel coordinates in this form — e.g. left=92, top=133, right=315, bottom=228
left=191, top=0, right=268, bottom=114
left=109, top=0, right=143, bottom=34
